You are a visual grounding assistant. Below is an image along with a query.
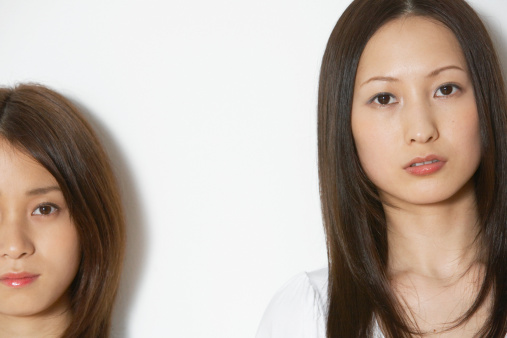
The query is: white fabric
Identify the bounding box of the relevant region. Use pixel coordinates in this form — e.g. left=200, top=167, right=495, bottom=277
left=256, top=268, right=505, bottom=338
left=255, top=268, right=384, bottom=338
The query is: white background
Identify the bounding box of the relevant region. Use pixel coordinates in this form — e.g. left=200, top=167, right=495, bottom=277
left=0, top=1, right=505, bottom=337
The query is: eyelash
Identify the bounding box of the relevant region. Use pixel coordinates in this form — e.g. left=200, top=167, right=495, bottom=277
left=32, top=203, right=60, bottom=216
left=368, top=83, right=461, bottom=106
left=368, top=93, right=397, bottom=106
left=434, top=83, right=461, bottom=97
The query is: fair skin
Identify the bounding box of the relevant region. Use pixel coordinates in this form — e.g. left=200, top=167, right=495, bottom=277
left=0, top=140, right=80, bottom=337
left=352, top=16, right=487, bottom=337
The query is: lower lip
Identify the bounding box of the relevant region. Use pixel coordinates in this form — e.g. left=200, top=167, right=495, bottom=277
left=0, top=276, right=39, bottom=288
left=405, top=161, right=445, bottom=176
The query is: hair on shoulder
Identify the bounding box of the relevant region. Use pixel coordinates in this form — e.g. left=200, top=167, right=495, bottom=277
left=318, top=0, right=507, bottom=336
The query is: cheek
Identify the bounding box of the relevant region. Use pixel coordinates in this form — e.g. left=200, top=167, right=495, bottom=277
left=352, top=116, right=397, bottom=179
left=41, top=224, right=81, bottom=282
left=445, top=101, right=481, bottom=162
left=465, top=110, right=481, bottom=145
left=466, top=124, right=481, bottom=159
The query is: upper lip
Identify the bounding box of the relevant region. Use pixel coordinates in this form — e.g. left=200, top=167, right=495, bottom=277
left=0, top=272, right=39, bottom=280
left=404, top=155, right=446, bottom=169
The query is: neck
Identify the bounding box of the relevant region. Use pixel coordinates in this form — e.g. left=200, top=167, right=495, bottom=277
left=384, top=180, right=481, bottom=280
left=381, top=181, right=491, bottom=335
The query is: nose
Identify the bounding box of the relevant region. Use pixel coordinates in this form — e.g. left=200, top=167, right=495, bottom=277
left=403, top=99, right=439, bottom=144
left=0, top=216, right=35, bottom=259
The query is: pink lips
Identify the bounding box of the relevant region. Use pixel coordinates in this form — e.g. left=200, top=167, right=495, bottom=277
left=404, top=155, right=446, bottom=176
left=0, top=272, right=39, bottom=287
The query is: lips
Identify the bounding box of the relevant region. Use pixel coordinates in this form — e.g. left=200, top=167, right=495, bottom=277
left=410, top=159, right=439, bottom=167
left=404, top=155, right=446, bottom=176
left=0, top=272, right=40, bottom=287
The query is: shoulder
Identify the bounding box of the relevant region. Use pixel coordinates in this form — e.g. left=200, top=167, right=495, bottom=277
left=255, top=268, right=328, bottom=338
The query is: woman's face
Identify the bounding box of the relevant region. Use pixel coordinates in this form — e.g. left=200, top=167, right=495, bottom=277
left=351, top=16, right=481, bottom=207
left=0, top=140, right=80, bottom=319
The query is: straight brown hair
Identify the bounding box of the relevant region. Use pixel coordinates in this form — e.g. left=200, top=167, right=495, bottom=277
left=0, top=84, right=126, bottom=337
left=318, top=0, right=507, bottom=336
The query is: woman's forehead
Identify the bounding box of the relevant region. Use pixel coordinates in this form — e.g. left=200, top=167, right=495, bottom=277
left=356, top=16, right=467, bottom=83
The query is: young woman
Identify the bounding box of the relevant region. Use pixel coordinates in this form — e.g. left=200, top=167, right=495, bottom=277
left=257, top=0, right=507, bottom=337
left=0, top=84, right=125, bottom=337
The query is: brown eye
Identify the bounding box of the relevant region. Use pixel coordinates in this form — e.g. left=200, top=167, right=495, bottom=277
left=440, top=85, right=453, bottom=95
left=377, top=94, right=391, bottom=105
left=372, top=93, right=396, bottom=105
left=32, top=204, right=58, bottom=216
left=39, top=206, right=52, bottom=215
left=436, top=84, right=458, bottom=97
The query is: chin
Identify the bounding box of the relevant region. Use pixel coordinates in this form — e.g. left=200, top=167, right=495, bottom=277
left=382, top=183, right=475, bottom=208
left=0, top=305, right=44, bottom=317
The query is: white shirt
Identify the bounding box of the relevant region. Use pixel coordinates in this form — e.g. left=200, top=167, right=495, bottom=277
left=255, top=268, right=383, bottom=338
left=256, top=269, right=506, bottom=338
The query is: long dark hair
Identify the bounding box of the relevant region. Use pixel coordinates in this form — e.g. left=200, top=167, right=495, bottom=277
left=0, top=84, right=126, bottom=337
left=318, top=0, right=507, bottom=336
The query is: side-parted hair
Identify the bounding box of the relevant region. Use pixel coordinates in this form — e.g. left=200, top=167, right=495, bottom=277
left=318, top=0, right=507, bottom=336
left=0, top=84, right=125, bottom=337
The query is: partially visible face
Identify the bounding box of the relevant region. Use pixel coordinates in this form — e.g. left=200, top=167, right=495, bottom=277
left=351, top=16, right=481, bottom=207
left=0, top=140, right=80, bottom=318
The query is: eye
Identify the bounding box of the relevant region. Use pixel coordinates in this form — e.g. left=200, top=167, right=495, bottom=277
left=32, top=203, right=59, bottom=216
left=370, top=93, right=398, bottom=106
left=435, top=84, right=459, bottom=97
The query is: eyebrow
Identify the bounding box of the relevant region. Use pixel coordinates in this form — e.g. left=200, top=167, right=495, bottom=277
left=426, top=65, right=465, bottom=78
left=26, top=186, right=61, bottom=196
left=360, top=76, right=398, bottom=87
left=360, top=65, right=465, bottom=87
